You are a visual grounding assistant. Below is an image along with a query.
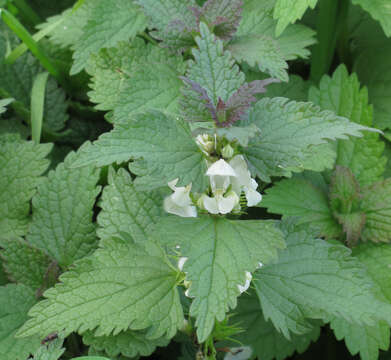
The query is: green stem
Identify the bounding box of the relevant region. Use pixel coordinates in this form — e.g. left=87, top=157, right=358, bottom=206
left=336, top=0, right=351, bottom=68
left=0, top=9, right=67, bottom=87
left=12, top=0, right=42, bottom=26
left=139, top=32, right=158, bottom=45
left=31, top=72, right=49, bottom=143
left=310, top=0, right=339, bottom=83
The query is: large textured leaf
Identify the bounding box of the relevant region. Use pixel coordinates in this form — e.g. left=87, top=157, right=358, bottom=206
left=228, top=35, right=288, bottom=81
left=0, top=238, right=51, bottom=291
left=238, top=0, right=316, bottom=60
left=72, top=111, right=208, bottom=192
left=352, top=0, right=391, bottom=37
left=309, top=65, right=386, bottom=186
left=242, top=97, right=373, bottom=182
left=360, top=179, right=391, bottom=243
left=70, top=0, right=147, bottom=74
left=153, top=216, right=285, bottom=342
left=0, top=140, right=52, bottom=241
left=0, top=284, right=41, bottom=360
left=30, top=338, right=65, bottom=360
left=27, top=152, right=101, bottom=267
left=230, top=290, right=320, bottom=360
left=83, top=330, right=169, bottom=358
left=97, top=167, right=165, bottom=243
left=273, top=0, right=318, bottom=36
left=18, top=237, right=183, bottom=339
left=254, top=225, right=391, bottom=338
left=87, top=38, right=184, bottom=113
left=186, top=22, right=244, bottom=106
left=262, top=173, right=341, bottom=238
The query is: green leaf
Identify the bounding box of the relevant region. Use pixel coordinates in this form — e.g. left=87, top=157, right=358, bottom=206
left=242, top=97, right=373, bottom=182
left=352, top=0, right=391, bottom=37
left=228, top=35, right=288, bottom=81
left=153, top=216, right=285, bottom=342
left=0, top=140, right=52, bottom=242
left=254, top=225, right=391, bottom=338
left=238, top=0, right=316, bottom=60
left=261, top=174, right=341, bottom=238
left=186, top=22, right=245, bottom=106
left=27, top=151, right=101, bottom=267
left=255, top=75, right=309, bottom=101
left=360, top=178, right=391, bottom=243
left=216, top=124, right=260, bottom=147
left=31, top=338, right=65, bottom=360
left=31, top=72, right=49, bottom=143
left=273, top=0, right=318, bottom=36
left=0, top=284, right=41, bottom=360
left=230, top=290, right=320, bottom=360
left=0, top=259, right=7, bottom=286
left=0, top=98, right=13, bottom=114
left=0, top=237, right=52, bottom=291
left=18, top=237, right=183, bottom=339
left=82, top=330, right=169, bottom=358
left=97, top=167, right=165, bottom=243
left=87, top=38, right=184, bottom=113
left=72, top=110, right=208, bottom=192
left=309, top=65, right=386, bottom=186
left=70, top=0, right=147, bottom=74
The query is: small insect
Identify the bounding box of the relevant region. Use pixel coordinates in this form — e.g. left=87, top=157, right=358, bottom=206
left=41, top=332, right=58, bottom=345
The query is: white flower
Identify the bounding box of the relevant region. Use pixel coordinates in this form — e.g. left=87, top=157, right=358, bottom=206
left=199, top=190, right=239, bottom=215
left=196, top=134, right=214, bottom=155
left=238, top=271, right=252, bottom=293
left=164, top=179, right=197, bottom=217
left=229, top=155, right=262, bottom=206
left=207, top=158, right=237, bottom=177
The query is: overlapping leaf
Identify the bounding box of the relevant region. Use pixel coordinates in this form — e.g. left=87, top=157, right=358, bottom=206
left=72, top=110, right=208, bottom=192
left=153, top=216, right=285, bottom=342
left=27, top=152, right=101, bottom=267
left=0, top=140, right=52, bottom=242
left=18, top=237, right=183, bottom=340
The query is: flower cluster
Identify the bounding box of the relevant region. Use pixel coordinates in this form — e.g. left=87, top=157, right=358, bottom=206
left=163, top=134, right=262, bottom=218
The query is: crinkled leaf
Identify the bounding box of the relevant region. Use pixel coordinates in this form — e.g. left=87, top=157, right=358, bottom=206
left=241, top=97, right=373, bottom=182
left=309, top=65, right=386, bottom=186
left=0, top=284, right=41, bottom=360
left=230, top=290, right=320, bottom=360
left=71, top=0, right=147, bottom=74
left=352, top=0, right=391, bottom=37
left=360, top=179, right=391, bottom=243
left=0, top=140, right=52, bottom=242
left=216, top=124, right=261, bottom=147
left=254, top=225, right=391, bottom=339
left=153, top=216, right=285, bottom=342
left=18, top=237, right=183, bottom=339
left=31, top=338, right=65, bottom=360
left=97, top=167, right=165, bottom=243
left=83, top=330, right=169, bottom=358
left=27, top=151, right=101, bottom=267
left=0, top=237, right=52, bottom=291
left=228, top=35, right=288, bottom=81
left=273, top=0, right=318, bottom=36
left=262, top=174, right=341, bottom=238
left=72, top=110, right=208, bottom=192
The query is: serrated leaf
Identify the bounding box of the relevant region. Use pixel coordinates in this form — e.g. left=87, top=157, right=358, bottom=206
left=18, top=237, right=183, bottom=339
left=31, top=338, right=65, bottom=360
left=230, top=290, right=320, bottom=360
left=216, top=124, right=260, bottom=147
left=0, top=284, right=41, bottom=360
left=0, top=237, right=51, bottom=291
left=238, top=0, right=316, bottom=60
left=72, top=110, right=208, bottom=192
left=254, top=225, right=391, bottom=338
left=0, top=98, right=12, bottom=114
left=352, top=0, right=391, bottom=37
left=0, top=140, right=52, bottom=242
left=186, top=22, right=245, bottom=106
left=27, top=151, right=101, bottom=267
left=241, top=97, right=372, bottom=182
left=228, top=35, right=288, bottom=81
left=70, top=0, right=147, bottom=75
left=273, top=0, right=318, bottom=36
left=97, top=167, right=165, bottom=243
left=261, top=174, right=341, bottom=238
left=83, top=330, right=169, bottom=358
left=360, top=179, right=391, bottom=243
left=153, top=216, right=285, bottom=342
left=309, top=65, right=386, bottom=186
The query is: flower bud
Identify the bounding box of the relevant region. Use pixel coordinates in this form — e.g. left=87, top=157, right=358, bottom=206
left=222, top=144, right=234, bottom=159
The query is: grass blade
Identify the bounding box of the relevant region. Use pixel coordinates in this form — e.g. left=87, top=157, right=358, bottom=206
left=31, top=72, right=49, bottom=143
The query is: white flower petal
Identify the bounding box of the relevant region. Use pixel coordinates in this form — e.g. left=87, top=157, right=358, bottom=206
left=238, top=271, right=252, bottom=293
left=207, top=159, right=237, bottom=177
left=217, top=191, right=239, bottom=214
left=171, top=185, right=192, bottom=207
left=178, top=257, right=188, bottom=271
left=244, top=187, right=262, bottom=207
left=201, top=195, right=219, bottom=214
left=164, top=196, right=197, bottom=217
left=210, top=174, right=231, bottom=193
left=167, top=178, right=179, bottom=190
left=230, top=155, right=252, bottom=188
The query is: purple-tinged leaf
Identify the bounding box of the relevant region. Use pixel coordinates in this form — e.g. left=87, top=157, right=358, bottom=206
left=226, top=79, right=279, bottom=124
left=161, top=20, right=196, bottom=53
